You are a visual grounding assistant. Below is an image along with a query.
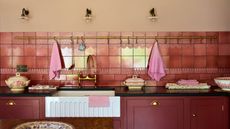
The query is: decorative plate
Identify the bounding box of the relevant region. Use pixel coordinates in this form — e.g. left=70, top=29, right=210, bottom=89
left=14, top=121, right=74, bottom=129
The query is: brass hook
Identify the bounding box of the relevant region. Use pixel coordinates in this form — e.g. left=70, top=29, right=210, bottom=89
left=54, top=36, right=58, bottom=43
left=70, top=36, right=74, bottom=44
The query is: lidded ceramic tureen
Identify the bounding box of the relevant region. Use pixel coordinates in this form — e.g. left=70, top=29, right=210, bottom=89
left=5, top=72, right=30, bottom=92
left=123, top=75, right=145, bottom=90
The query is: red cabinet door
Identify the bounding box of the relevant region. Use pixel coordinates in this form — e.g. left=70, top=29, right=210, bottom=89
left=0, top=97, right=45, bottom=119
left=126, top=97, right=184, bottom=129
left=190, top=97, right=229, bottom=129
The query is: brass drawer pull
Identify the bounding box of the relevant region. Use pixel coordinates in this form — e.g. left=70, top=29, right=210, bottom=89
left=6, top=100, right=16, bottom=106
left=150, top=101, right=159, bottom=106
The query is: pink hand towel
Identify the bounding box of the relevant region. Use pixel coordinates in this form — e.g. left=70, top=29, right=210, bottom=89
left=89, top=96, right=110, bottom=107
left=147, top=42, right=166, bottom=81
left=49, top=42, right=62, bottom=80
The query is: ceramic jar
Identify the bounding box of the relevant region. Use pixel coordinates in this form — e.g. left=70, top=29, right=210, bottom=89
left=5, top=72, right=30, bottom=92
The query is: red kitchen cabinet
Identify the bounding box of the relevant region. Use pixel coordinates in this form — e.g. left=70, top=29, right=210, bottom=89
left=190, top=97, right=229, bottom=129
left=125, top=97, right=184, bottom=129
left=0, top=97, right=45, bottom=119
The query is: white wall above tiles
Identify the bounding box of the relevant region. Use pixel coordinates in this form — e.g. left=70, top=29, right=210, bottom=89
left=0, top=0, right=230, bottom=32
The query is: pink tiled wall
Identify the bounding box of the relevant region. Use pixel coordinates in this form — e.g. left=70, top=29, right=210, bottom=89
left=0, top=32, right=230, bottom=86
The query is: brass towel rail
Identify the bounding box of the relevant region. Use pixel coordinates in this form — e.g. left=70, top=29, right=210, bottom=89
left=15, top=35, right=217, bottom=40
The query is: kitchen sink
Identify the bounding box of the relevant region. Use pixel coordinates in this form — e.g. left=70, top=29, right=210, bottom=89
left=45, top=88, right=120, bottom=117
left=53, top=90, right=115, bottom=96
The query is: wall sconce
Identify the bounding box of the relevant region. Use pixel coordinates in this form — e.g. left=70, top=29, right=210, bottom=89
left=20, top=8, right=30, bottom=20
left=84, top=8, right=93, bottom=22
left=148, top=8, right=158, bottom=22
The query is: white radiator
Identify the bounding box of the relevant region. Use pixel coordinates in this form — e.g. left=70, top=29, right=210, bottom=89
left=45, top=97, right=120, bottom=117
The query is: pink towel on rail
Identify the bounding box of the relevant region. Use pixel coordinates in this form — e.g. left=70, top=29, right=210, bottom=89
left=147, top=42, right=166, bottom=81
left=89, top=96, right=110, bottom=107
left=49, top=42, right=62, bottom=80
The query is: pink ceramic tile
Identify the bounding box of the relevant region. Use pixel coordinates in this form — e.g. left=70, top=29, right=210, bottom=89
left=114, top=74, right=127, bottom=81
left=24, top=57, right=36, bottom=68
left=96, top=32, right=109, bottom=43
left=120, top=68, right=134, bottom=74
left=12, top=57, right=24, bottom=68
left=98, top=74, right=115, bottom=81
left=84, top=32, right=96, bottom=44
left=29, top=74, right=44, bottom=80
left=0, top=57, right=12, bottom=68
left=109, top=32, right=121, bottom=44
left=109, top=68, right=121, bottom=74
left=206, top=56, right=218, bottom=68
left=162, top=56, right=170, bottom=68
left=23, top=32, right=36, bottom=44
left=36, top=32, right=48, bottom=44
left=194, top=44, right=206, bottom=56
left=109, top=56, right=121, bottom=68
left=182, top=56, right=194, bottom=68
left=206, top=44, right=218, bottom=55
left=194, top=56, right=206, bottom=68
left=36, top=57, right=48, bottom=68
left=219, top=44, right=230, bottom=55
left=169, top=44, right=182, bottom=56
left=181, top=44, right=194, bottom=56
left=187, top=74, right=200, bottom=80
left=0, top=45, right=12, bottom=56
left=206, top=32, right=218, bottom=43
left=109, top=45, right=121, bottom=55
left=12, top=32, right=24, bottom=44
left=36, top=45, right=48, bottom=56
left=219, top=32, right=230, bottom=43
left=24, top=45, right=36, bottom=56
left=159, top=44, right=169, bottom=56
left=181, top=32, right=193, bottom=43
left=12, top=45, right=24, bottom=56
left=97, top=56, right=109, bottom=68
left=169, top=56, right=182, bottom=68
left=191, top=32, right=206, bottom=44
left=48, top=32, right=60, bottom=44
left=199, top=74, right=212, bottom=81
left=97, top=45, right=108, bottom=55
left=218, top=56, right=230, bottom=68
left=0, top=32, right=12, bottom=44
left=169, top=32, right=182, bottom=43
left=175, top=74, right=188, bottom=80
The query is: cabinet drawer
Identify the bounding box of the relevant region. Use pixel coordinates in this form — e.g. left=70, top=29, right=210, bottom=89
left=0, top=97, right=45, bottom=119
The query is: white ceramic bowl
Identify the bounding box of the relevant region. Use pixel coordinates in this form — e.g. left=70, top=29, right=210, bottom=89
left=214, top=77, right=230, bottom=91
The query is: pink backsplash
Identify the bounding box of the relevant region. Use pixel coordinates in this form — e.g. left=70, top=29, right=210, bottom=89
left=0, top=32, right=230, bottom=86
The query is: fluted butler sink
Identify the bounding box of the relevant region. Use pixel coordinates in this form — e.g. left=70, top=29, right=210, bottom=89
left=45, top=88, right=120, bottom=117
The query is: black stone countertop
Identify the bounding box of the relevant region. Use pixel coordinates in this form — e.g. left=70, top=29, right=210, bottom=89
left=114, top=86, right=230, bottom=96
left=0, top=86, right=229, bottom=97
left=0, top=86, right=57, bottom=97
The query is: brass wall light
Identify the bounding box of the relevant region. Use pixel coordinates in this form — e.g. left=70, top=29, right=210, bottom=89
left=20, top=8, right=30, bottom=20
left=148, top=8, right=158, bottom=22
left=84, top=8, right=93, bottom=22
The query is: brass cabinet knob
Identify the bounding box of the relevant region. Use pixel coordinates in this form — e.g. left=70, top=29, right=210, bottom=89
left=192, top=114, right=196, bottom=117
left=6, top=100, right=16, bottom=106
left=150, top=101, right=159, bottom=106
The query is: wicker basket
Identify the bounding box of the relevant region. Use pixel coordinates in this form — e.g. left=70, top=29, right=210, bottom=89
left=14, top=121, right=74, bottom=129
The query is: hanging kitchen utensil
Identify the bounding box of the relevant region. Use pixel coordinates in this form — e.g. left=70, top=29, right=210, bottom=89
left=78, top=36, right=86, bottom=51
